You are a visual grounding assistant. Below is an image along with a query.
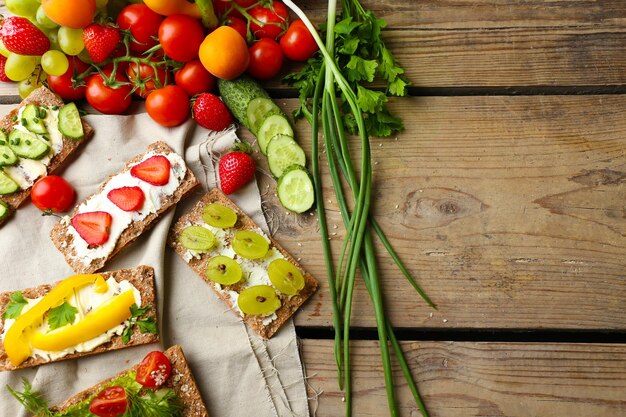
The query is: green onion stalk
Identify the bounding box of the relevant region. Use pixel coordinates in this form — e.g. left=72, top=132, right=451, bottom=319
left=281, top=1, right=432, bottom=416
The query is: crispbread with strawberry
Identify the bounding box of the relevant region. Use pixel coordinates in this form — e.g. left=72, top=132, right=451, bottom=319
left=50, top=141, right=199, bottom=274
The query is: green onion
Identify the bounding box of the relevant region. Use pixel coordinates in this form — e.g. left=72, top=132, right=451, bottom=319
left=282, top=1, right=432, bottom=416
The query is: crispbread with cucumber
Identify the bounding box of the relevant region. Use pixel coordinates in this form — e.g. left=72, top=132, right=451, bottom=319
left=218, top=76, right=314, bottom=213
left=8, top=345, right=209, bottom=417
left=167, top=188, right=318, bottom=339
left=0, top=86, right=93, bottom=225
left=0, top=265, right=158, bottom=372
left=50, top=141, right=200, bottom=274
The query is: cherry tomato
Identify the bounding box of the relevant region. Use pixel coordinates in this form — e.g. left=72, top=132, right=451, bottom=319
left=248, top=1, right=289, bottom=40
left=136, top=351, right=173, bottom=388
left=126, top=61, right=169, bottom=98
left=280, top=19, right=319, bottom=62
left=247, top=38, right=283, bottom=81
left=174, top=60, right=215, bottom=96
left=226, top=17, right=248, bottom=39
left=146, top=85, right=189, bottom=127
left=47, top=56, right=90, bottom=101
left=158, top=15, right=205, bottom=63
left=31, top=176, right=76, bottom=213
left=116, top=4, right=164, bottom=54
left=89, top=386, right=127, bottom=417
left=86, top=70, right=132, bottom=115
left=42, top=0, right=96, bottom=29
left=199, top=26, right=249, bottom=80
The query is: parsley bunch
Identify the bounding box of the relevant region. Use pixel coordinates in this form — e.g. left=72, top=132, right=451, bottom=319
left=285, top=0, right=409, bottom=137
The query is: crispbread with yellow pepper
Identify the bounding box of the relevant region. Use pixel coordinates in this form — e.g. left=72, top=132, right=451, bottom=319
left=0, top=265, right=158, bottom=371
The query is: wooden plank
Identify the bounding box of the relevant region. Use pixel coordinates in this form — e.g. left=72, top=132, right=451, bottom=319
left=245, top=96, right=626, bottom=330
left=302, top=339, right=626, bottom=417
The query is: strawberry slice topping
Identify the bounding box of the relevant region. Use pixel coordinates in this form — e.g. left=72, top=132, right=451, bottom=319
left=107, top=186, right=145, bottom=212
left=71, top=212, right=112, bottom=246
left=130, top=155, right=171, bottom=186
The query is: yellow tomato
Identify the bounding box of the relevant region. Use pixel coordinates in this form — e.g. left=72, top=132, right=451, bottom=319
left=199, top=26, right=249, bottom=80
left=42, top=0, right=96, bottom=29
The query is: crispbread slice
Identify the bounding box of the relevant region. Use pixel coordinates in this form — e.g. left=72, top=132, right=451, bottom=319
left=50, top=141, right=200, bottom=273
left=168, top=188, right=318, bottom=339
left=0, top=265, right=159, bottom=372
left=49, top=345, right=209, bottom=417
left=0, top=86, right=94, bottom=226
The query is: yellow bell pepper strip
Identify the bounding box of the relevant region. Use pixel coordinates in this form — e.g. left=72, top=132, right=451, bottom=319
left=143, top=0, right=219, bottom=28
left=30, top=289, right=135, bottom=352
left=93, top=276, right=109, bottom=294
left=3, top=274, right=102, bottom=367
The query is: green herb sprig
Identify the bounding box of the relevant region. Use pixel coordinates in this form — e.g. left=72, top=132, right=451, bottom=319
left=121, top=303, right=157, bottom=344
left=2, top=291, right=28, bottom=320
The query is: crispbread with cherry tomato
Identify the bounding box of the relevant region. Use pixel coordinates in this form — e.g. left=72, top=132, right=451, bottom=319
left=9, top=345, right=209, bottom=417
left=0, top=86, right=93, bottom=226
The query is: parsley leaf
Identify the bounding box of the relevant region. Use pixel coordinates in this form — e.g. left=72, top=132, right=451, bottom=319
left=2, top=291, right=28, bottom=319
left=122, top=303, right=157, bottom=345
left=47, top=301, right=78, bottom=330
left=356, top=85, right=387, bottom=113
left=346, top=56, right=378, bottom=83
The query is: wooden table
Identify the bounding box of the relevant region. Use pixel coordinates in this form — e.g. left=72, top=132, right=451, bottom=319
left=2, top=1, right=625, bottom=416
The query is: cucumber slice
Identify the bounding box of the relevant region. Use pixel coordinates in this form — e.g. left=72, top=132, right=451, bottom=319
left=8, top=130, right=50, bottom=160
left=266, top=134, right=306, bottom=178
left=277, top=166, right=315, bottom=213
left=21, top=104, right=48, bottom=135
left=0, top=144, right=17, bottom=167
left=58, top=102, right=84, bottom=140
left=246, top=97, right=281, bottom=134
left=0, top=171, right=19, bottom=195
left=0, top=200, right=9, bottom=221
left=258, top=114, right=293, bottom=155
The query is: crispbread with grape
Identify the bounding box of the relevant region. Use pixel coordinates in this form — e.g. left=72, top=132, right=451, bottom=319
left=50, top=141, right=200, bottom=274
left=167, top=188, right=318, bottom=339
left=48, top=345, right=209, bottom=417
left=0, top=265, right=159, bottom=372
left=0, top=86, right=94, bottom=226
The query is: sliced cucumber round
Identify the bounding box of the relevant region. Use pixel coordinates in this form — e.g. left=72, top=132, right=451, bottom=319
left=0, top=200, right=9, bottom=221
left=58, top=102, right=84, bottom=140
left=0, top=171, right=19, bottom=195
left=258, top=114, right=293, bottom=155
left=277, top=166, right=315, bottom=213
left=246, top=97, right=281, bottom=134
left=266, top=134, right=306, bottom=178
left=0, top=143, right=17, bottom=167
left=21, top=104, right=47, bottom=135
left=8, top=130, right=50, bottom=160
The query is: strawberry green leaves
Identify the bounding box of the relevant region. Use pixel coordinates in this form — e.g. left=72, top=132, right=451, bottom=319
left=284, top=10, right=409, bottom=138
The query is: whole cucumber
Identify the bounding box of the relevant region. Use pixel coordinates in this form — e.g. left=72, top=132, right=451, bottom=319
left=217, top=76, right=271, bottom=131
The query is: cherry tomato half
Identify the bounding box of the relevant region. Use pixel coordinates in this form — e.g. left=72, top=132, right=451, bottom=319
left=47, top=56, right=90, bottom=101
left=85, top=70, right=132, bottom=115
left=158, top=14, right=205, bottom=63
left=174, top=60, right=215, bottom=96
left=248, top=1, right=289, bottom=40
left=146, top=85, right=190, bottom=127
left=116, top=4, right=163, bottom=53
left=89, top=386, right=127, bottom=417
left=31, top=176, right=76, bottom=212
left=280, top=19, right=319, bottom=62
left=136, top=351, right=173, bottom=388
left=247, top=38, right=283, bottom=81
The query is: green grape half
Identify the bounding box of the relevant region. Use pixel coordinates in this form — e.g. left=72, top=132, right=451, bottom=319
left=5, top=54, right=38, bottom=82
left=232, top=230, right=269, bottom=259
left=179, top=226, right=217, bottom=251
left=202, top=203, right=237, bottom=229
left=41, top=50, right=69, bottom=76
left=267, top=259, right=305, bottom=295
left=58, top=27, right=84, bottom=56
left=205, top=256, right=243, bottom=285
left=237, top=285, right=281, bottom=316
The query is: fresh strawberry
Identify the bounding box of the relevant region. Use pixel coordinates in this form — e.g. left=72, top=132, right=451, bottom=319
left=107, top=186, right=145, bottom=212
left=219, top=143, right=256, bottom=194
left=83, top=23, right=121, bottom=64
left=130, top=155, right=171, bottom=186
left=71, top=212, right=112, bottom=246
left=0, top=17, right=50, bottom=56
left=0, top=55, right=10, bottom=82
left=192, top=93, right=233, bottom=131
